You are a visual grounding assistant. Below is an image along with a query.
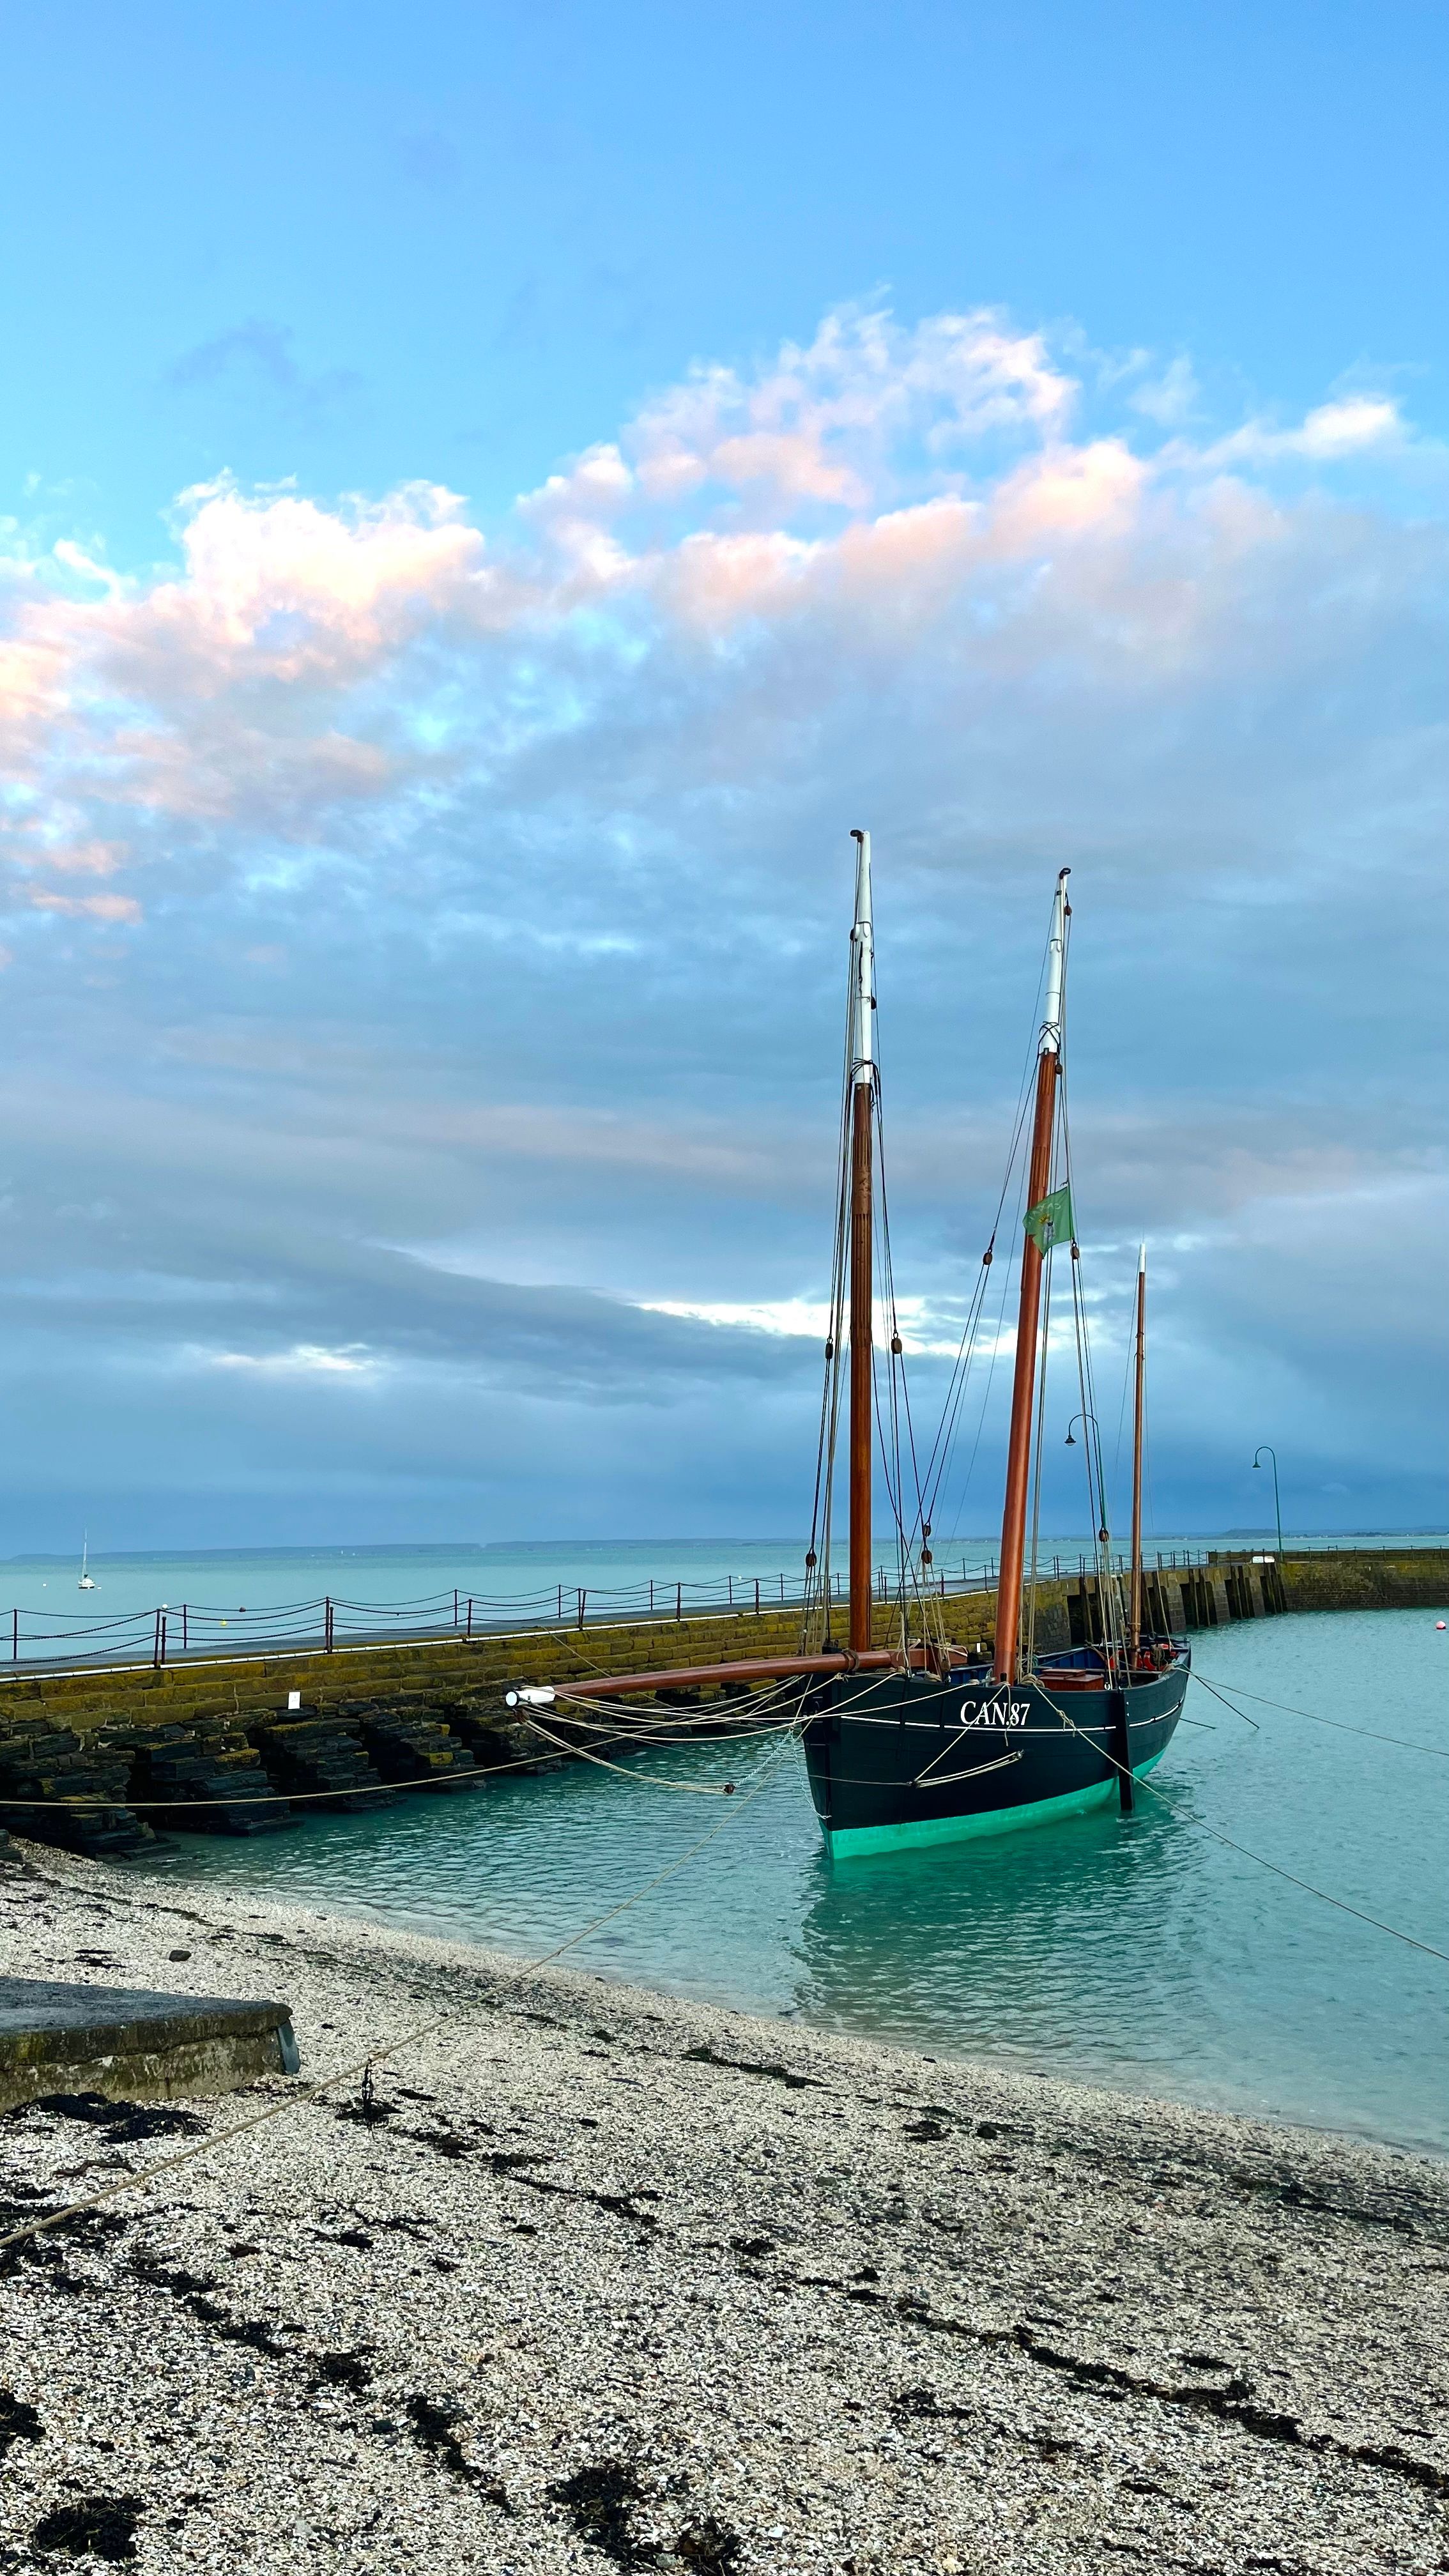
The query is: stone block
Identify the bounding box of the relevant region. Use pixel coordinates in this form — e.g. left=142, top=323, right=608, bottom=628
left=0, top=1976, right=300, bottom=2112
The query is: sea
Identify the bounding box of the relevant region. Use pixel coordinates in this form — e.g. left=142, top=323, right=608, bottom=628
left=86, top=1565, right=1449, bottom=2160
left=4, top=1531, right=1445, bottom=1666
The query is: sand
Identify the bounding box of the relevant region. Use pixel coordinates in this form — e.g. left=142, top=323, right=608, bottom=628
left=0, top=1837, right=1445, bottom=2574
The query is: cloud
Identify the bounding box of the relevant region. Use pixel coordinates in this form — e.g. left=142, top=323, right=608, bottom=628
left=209, top=1342, right=379, bottom=1377
left=0, top=299, right=1442, bottom=1540
left=4, top=307, right=1436, bottom=889
left=164, top=319, right=363, bottom=419
left=28, top=890, right=142, bottom=922
left=1128, top=355, right=1200, bottom=427
left=1205, top=392, right=1405, bottom=466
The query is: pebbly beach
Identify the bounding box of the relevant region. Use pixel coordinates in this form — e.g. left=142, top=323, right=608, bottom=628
left=0, top=1841, right=1445, bottom=2573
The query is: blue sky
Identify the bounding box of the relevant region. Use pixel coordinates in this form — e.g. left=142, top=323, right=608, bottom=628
left=0, top=0, right=1445, bottom=1549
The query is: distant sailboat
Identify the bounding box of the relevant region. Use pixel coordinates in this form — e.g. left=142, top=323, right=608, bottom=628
left=77, top=1533, right=96, bottom=1591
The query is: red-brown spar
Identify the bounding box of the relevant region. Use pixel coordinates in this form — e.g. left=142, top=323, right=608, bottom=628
left=509, top=849, right=1188, bottom=1857
left=992, top=879, right=1065, bottom=1686
left=846, top=827, right=875, bottom=1658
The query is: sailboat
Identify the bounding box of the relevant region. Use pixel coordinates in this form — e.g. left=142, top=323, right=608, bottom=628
left=77, top=1533, right=96, bottom=1591
left=507, top=840, right=1189, bottom=1857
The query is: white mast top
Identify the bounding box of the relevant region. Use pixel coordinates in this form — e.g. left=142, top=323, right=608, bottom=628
left=850, top=828, right=874, bottom=1085
left=1138, top=1241, right=1147, bottom=1277
left=1041, top=865, right=1070, bottom=1055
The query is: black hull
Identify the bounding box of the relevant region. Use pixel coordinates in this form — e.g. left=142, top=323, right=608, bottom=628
left=802, top=1652, right=1190, bottom=1856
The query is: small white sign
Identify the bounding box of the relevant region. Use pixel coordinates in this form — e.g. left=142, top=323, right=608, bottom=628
left=287, top=1689, right=302, bottom=1711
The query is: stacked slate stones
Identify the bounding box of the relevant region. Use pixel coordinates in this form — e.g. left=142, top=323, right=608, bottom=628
left=0, top=1715, right=153, bottom=1858
left=334, top=1698, right=478, bottom=1790
left=431, top=1696, right=558, bottom=1770
left=247, top=1708, right=396, bottom=1811
left=96, top=1717, right=293, bottom=1836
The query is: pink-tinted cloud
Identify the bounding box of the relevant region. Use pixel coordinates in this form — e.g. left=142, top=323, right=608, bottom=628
left=29, top=890, right=142, bottom=922
left=0, top=299, right=1439, bottom=942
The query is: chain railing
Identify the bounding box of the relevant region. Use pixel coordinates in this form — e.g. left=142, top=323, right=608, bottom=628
left=1, top=1540, right=1441, bottom=1681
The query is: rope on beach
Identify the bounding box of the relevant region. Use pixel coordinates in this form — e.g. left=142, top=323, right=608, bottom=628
left=0, top=1726, right=807, bottom=2262
left=1193, top=1669, right=1449, bottom=1758
left=1037, top=1684, right=1449, bottom=1968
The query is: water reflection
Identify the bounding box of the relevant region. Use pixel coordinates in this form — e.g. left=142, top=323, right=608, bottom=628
left=792, top=1791, right=1222, bottom=2083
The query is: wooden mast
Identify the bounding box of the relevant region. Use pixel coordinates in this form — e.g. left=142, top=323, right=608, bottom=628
left=1128, top=1245, right=1146, bottom=1654
left=993, top=869, right=1070, bottom=1683
left=848, top=829, right=875, bottom=1656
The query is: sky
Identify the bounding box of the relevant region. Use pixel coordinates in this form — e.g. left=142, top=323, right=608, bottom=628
left=0, top=0, right=1445, bottom=1552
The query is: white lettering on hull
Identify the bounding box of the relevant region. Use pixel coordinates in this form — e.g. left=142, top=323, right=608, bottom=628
left=957, top=1697, right=1031, bottom=1729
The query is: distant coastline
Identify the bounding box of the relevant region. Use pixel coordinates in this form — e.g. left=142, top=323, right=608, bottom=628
left=4, top=1524, right=1448, bottom=1567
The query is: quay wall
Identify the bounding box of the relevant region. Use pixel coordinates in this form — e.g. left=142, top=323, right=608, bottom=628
left=1, top=1549, right=1444, bottom=1858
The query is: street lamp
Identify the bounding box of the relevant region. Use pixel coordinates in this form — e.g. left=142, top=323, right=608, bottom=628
left=1252, top=1446, right=1283, bottom=1558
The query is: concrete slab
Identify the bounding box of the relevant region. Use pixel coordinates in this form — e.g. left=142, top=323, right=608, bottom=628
left=0, top=1975, right=300, bottom=2112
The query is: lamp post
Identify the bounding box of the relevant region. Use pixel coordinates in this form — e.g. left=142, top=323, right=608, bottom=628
left=1252, top=1446, right=1283, bottom=1558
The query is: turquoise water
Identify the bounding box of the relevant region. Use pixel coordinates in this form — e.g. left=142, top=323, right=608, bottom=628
left=128, top=1608, right=1449, bottom=2156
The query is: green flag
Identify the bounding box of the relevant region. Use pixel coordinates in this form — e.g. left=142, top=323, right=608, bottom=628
left=1024, top=1184, right=1074, bottom=1253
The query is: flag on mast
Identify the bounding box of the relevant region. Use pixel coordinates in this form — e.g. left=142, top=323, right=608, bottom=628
left=1024, top=1184, right=1074, bottom=1252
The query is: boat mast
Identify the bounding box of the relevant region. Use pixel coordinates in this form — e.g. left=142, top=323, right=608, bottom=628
left=994, top=868, right=1070, bottom=1683
left=848, top=829, right=875, bottom=1657
left=1129, top=1245, right=1146, bottom=1653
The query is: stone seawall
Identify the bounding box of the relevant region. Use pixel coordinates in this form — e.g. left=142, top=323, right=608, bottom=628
left=0, top=1549, right=1443, bottom=1857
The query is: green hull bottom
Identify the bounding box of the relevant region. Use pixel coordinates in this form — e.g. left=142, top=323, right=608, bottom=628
left=823, top=1752, right=1167, bottom=1861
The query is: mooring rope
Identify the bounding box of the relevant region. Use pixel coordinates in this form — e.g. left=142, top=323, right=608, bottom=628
left=0, top=1666, right=823, bottom=1811
left=1034, top=1681, right=1449, bottom=1966
left=0, top=1727, right=806, bottom=2259
left=1188, top=1675, right=1261, bottom=1730
left=0, top=1745, right=556, bottom=1813
left=1193, top=1669, right=1449, bottom=1757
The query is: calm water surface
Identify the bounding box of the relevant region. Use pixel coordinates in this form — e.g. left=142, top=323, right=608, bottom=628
left=130, top=1608, right=1449, bottom=2156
